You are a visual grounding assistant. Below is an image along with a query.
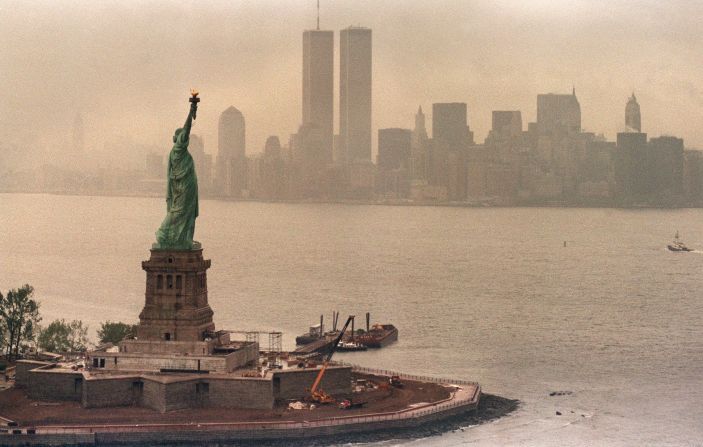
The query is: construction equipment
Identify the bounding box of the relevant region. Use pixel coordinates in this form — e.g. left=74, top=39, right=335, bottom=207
left=309, top=315, right=355, bottom=404
left=390, top=375, right=404, bottom=388
left=338, top=398, right=366, bottom=410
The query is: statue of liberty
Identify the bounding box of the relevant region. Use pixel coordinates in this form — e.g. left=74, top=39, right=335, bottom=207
left=155, top=91, right=201, bottom=250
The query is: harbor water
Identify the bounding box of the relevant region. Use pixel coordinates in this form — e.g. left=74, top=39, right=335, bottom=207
left=1, top=193, right=702, bottom=446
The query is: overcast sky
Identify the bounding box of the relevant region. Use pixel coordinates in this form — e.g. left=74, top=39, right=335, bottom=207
left=1, top=0, right=701, bottom=163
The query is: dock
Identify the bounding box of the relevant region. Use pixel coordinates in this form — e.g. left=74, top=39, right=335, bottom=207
left=292, top=337, right=336, bottom=355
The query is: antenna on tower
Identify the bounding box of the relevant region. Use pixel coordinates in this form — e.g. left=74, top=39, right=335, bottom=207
left=317, top=0, right=320, bottom=30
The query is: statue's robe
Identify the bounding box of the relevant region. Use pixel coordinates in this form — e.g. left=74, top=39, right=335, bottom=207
left=155, top=128, right=199, bottom=249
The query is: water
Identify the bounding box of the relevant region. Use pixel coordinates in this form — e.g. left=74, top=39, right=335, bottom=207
left=1, top=193, right=702, bottom=446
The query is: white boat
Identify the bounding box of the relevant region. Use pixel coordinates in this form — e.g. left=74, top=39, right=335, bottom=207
left=667, top=231, right=692, bottom=252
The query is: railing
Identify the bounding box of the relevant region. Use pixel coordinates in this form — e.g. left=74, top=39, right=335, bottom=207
left=7, top=366, right=480, bottom=436
left=336, top=361, right=481, bottom=388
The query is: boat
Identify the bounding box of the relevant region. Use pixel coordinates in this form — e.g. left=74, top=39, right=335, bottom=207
left=295, top=323, right=325, bottom=345
left=667, top=231, right=692, bottom=252
left=354, top=324, right=399, bottom=348
left=336, top=341, right=367, bottom=352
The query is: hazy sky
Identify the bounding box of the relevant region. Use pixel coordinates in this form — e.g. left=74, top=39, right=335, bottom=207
left=1, top=0, right=701, bottom=164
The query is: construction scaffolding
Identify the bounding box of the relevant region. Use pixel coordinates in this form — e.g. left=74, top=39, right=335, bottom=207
left=267, top=331, right=283, bottom=368
left=245, top=331, right=259, bottom=344
left=226, top=330, right=284, bottom=367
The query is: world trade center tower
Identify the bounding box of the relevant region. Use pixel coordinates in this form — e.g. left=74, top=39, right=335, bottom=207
left=302, top=29, right=334, bottom=162
left=340, top=26, right=372, bottom=164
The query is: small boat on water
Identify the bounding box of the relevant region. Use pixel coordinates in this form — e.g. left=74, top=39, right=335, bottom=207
left=667, top=231, right=692, bottom=252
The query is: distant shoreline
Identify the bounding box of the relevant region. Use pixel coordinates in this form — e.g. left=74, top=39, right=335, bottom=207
left=1, top=189, right=699, bottom=210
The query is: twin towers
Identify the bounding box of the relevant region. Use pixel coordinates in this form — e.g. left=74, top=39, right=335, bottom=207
left=303, top=26, right=372, bottom=166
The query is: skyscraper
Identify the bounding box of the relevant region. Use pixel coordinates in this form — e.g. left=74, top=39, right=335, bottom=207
left=431, top=103, right=473, bottom=200
left=626, top=93, right=641, bottom=132
left=432, top=103, right=472, bottom=149
left=377, top=128, right=412, bottom=198
left=615, top=131, right=648, bottom=199
left=377, top=128, right=411, bottom=172
left=491, top=111, right=522, bottom=138
left=302, top=29, right=334, bottom=163
left=411, top=106, right=429, bottom=181
left=340, top=26, right=372, bottom=164
left=649, top=136, right=684, bottom=196
left=536, top=90, right=581, bottom=135
left=217, top=106, right=246, bottom=196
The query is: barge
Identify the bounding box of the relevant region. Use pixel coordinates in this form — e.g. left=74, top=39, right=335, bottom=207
left=354, top=324, right=399, bottom=348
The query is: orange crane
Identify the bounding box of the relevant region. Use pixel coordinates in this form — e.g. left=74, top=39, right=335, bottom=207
left=309, top=315, right=354, bottom=404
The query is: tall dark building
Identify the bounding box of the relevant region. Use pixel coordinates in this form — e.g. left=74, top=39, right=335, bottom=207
left=432, top=103, right=473, bottom=149
left=302, top=29, right=334, bottom=163
left=264, top=136, right=282, bottom=159
left=615, top=131, right=648, bottom=199
left=491, top=111, right=522, bottom=137
left=411, top=106, right=429, bottom=181
left=217, top=106, right=246, bottom=196
left=340, top=26, right=372, bottom=164
left=291, top=123, right=327, bottom=198
left=377, top=128, right=412, bottom=171
left=259, top=136, right=286, bottom=200
left=626, top=93, right=641, bottom=132
left=648, top=136, right=684, bottom=197
left=432, top=103, right=473, bottom=200
left=537, top=90, right=581, bottom=135
left=377, top=128, right=412, bottom=199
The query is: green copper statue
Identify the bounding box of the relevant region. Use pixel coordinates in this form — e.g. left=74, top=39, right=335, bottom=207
left=154, top=90, right=201, bottom=250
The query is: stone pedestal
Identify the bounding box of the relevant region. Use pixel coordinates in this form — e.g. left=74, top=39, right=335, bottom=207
left=128, top=248, right=216, bottom=354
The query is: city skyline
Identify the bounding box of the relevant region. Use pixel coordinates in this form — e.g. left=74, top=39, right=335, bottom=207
left=1, top=0, right=701, bottom=172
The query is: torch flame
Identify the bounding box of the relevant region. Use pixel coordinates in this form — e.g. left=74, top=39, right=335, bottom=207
left=190, top=88, right=199, bottom=97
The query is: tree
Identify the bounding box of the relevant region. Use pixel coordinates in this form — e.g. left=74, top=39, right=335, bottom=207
left=97, top=321, right=137, bottom=345
left=0, top=284, right=41, bottom=360
left=37, top=319, right=89, bottom=353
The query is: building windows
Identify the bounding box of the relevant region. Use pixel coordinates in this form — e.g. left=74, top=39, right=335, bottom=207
left=92, top=357, right=106, bottom=368
left=176, top=275, right=182, bottom=289
left=157, top=275, right=163, bottom=289
left=167, top=275, right=173, bottom=289
left=165, top=332, right=171, bottom=341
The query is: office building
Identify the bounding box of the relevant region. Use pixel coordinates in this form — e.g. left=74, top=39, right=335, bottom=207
left=340, top=26, right=372, bottom=163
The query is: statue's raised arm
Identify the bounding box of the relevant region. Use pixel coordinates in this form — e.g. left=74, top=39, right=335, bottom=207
left=182, top=104, right=196, bottom=139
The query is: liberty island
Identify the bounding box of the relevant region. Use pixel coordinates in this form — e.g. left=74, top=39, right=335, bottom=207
left=1, top=93, right=485, bottom=445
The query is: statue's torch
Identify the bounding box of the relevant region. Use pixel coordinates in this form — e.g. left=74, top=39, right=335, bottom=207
left=189, top=88, right=200, bottom=120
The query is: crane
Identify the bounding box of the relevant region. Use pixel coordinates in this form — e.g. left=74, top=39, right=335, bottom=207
left=309, top=315, right=354, bottom=404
